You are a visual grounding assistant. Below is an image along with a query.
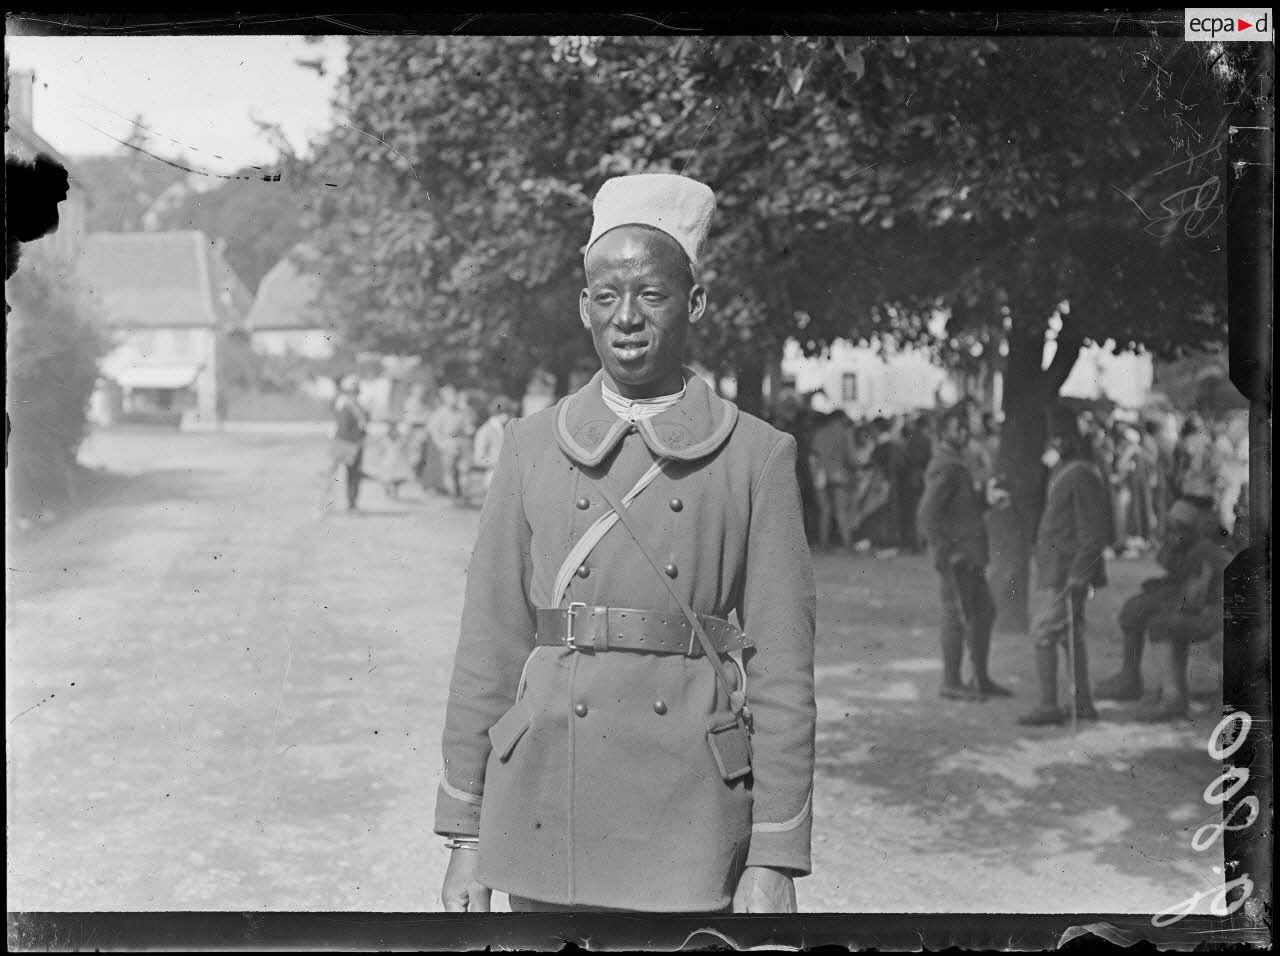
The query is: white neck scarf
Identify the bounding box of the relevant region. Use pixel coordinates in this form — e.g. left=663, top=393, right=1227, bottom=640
left=601, top=380, right=686, bottom=423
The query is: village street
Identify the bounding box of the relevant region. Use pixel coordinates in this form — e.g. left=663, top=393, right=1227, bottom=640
left=7, top=427, right=1224, bottom=914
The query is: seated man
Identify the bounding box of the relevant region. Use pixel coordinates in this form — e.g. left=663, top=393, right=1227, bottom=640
left=1096, top=499, right=1229, bottom=718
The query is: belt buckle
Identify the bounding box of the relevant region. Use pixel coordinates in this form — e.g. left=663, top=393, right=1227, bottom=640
left=565, top=602, right=587, bottom=649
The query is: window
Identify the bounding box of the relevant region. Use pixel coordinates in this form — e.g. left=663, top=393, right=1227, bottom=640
left=841, top=373, right=858, bottom=403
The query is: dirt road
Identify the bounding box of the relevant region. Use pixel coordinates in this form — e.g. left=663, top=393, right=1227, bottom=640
left=6, top=428, right=1223, bottom=914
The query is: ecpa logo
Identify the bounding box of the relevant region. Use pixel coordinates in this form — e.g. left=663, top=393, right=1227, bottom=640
left=1185, top=8, right=1273, bottom=40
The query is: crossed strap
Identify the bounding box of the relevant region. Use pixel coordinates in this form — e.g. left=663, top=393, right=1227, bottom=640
left=577, top=464, right=750, bottom=723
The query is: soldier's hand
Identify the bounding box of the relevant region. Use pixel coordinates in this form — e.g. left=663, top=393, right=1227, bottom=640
left=732, top=866, right=797, bottom=913
left=440, top=847, right=491, bottom=912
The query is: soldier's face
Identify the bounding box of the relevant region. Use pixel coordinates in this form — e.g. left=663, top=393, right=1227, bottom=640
left=580, top=226, right=706, bottom=399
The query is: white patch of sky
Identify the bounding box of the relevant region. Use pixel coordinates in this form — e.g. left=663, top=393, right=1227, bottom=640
left=5, top=35, right=348, bottom=174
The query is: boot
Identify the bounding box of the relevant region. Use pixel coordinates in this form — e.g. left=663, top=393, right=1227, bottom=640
left=1069, top=633, right=1099, bottom=721
left=969, top=617, right=1013, bottom=697
left=1095, top=628, right=1145, bottom=701
left=1018, top=646, right=1065, bottom=725
left=1136, top=640, right=1191, bottom=722
left=939, top=606, right=978, bottom=700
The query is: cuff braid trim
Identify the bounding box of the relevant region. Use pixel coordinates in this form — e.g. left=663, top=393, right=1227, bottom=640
left=441, top=779, right=483, bottom=806
left=751, top=787, right=812, bottom=834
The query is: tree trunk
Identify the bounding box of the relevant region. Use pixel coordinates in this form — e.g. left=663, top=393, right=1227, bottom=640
left=989, top=308, right=1085, bottom=633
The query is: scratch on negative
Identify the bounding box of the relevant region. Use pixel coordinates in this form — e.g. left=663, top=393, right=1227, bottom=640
left=269, top=636, right=295, bottom=751
left=8, top=700, right=45, bottom=724
left=1112, top=185, right=1157, bottom=221
left=344, top=124, right=428, bottom=197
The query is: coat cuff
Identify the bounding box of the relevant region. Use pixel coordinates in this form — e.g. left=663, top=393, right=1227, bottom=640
left=744, top=789, right=813, bottom=876
left=433, top=781, right=483, bottom=837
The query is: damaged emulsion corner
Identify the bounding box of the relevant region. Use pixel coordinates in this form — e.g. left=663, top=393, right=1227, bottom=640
left=5, top=54, right=72, bottom=283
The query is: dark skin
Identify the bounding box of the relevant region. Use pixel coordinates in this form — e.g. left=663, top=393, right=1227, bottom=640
left=578, top=225, right=706, bottom=400
left=444, top=224, right=797, bottom=915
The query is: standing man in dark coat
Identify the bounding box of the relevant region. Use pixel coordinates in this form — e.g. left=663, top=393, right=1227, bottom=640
left=1018, top=405, right=1114, bottom=726
left=867, top=417, right=906, bottom=557
left=901, top=413, right=933, bottom=554
left=917, top=405, right=1013, bottom=700
left=436, top=173, right=816, bottom=914
left=329, top=374, right=368, bottom=513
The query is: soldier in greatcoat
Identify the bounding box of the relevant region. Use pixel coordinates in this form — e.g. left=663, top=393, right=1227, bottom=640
left=1018, top=405, right=1114, bottom=726
left=435, top=173, right=817, bottom=913
left=917, top=405, right=1013, bottom=700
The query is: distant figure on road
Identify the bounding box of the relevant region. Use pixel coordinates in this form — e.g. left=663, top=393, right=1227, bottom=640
left=328, top=374, right=369, bottom=513
left=1171, top=416, right=1219, bottom=512
left=1018, top=405, right=1113, bottom=726
left=901, top=412, right=933, bottom=554
left=427, top=384, right=468, bottom=498
left=807, top=396, right=858, bottom=551
left=377, top=421, right=415, bottom=500
left=436, top=173, right=816, bottom=915
left=917, top=405, right=1012, bottom=702
left=865, top=416, right=905, bottom=557
left=471, top=395, right=515, bottom=493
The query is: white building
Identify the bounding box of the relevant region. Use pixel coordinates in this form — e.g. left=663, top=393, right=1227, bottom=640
left=80, top=231, right=252, bottom=426
left=244, top=246, right=336, bottom=359
left=781, top=339, right=956, bottom=420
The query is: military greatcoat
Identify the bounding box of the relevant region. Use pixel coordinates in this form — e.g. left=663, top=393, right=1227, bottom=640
left=434, top=370, right=817, bottom=911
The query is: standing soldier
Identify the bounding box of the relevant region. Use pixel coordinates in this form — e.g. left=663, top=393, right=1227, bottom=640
left=1018, top=405, right=1114, bottom=726
left=327, top=374, right=368, bottom=513
left=435, top=173, right=817, bottom=913
left=917, top=405, right=1012, bottom=700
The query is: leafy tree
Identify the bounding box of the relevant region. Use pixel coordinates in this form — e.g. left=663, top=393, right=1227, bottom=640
left=302, top=34, right=1246, bottom=625
left=75, top=124, right=188, bottom=233
left=6, top=243, right=108, bottom=519
left=146, top=172, right=308, bottom=294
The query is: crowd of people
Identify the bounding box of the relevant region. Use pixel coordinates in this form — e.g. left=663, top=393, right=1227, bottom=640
left=765, top=387, right=1247, bottom=726
left=322, top=375, right=519, bottom=514
left=765, top=389, right=1001, bottom=558
left=326, top=366, right=1246, bottom=729
left=765, top=388, right=1249, bottom=569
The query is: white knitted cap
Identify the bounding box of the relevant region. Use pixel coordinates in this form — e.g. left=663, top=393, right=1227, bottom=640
left=585, top=173, right=716, bottom=266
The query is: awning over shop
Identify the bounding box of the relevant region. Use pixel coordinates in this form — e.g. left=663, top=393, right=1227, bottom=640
left=104, top=362, right=202, bottom=390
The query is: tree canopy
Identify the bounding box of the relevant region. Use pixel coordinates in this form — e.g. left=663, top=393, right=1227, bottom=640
left=300, top=34, right=1243, bottom=402
left=296, top=33, right=1254, bottom=626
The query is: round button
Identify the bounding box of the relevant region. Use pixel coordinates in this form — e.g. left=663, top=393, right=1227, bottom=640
left=576, top=565, right=591, bottom=578
left=653, top=700, right=668, bottom=715
left=664, top=563, right=678, bottom=579
left=669, top=498, right=683, bottom=512
left=576, top=497, right=590, bottom=510
left=574, top=703, right=588, bottom=718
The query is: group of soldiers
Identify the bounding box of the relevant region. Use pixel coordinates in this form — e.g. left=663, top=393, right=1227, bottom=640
left=428, top=172, right=1239, bottom=915
left=914, top=401, right=1236, bottom=726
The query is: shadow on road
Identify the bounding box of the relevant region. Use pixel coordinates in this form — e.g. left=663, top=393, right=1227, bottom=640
left=812, top=550, right=1218, bottom=906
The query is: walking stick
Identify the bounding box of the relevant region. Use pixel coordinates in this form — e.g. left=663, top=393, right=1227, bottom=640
left=1064, top=585, right=1079, bottom=735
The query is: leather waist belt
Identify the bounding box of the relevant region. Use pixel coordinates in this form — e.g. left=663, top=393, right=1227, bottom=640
left=534, top=605, right=747, bottom=656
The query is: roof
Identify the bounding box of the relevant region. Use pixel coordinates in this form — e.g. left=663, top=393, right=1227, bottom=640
left=80, top=231, right=252, bottom=329
left=245, top=247, right=325, bottom=332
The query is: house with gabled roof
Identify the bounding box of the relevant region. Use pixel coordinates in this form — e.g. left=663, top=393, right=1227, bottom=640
left=80, top=231, right=252, bottom=425
left=245, top=245, right=335, bottom=359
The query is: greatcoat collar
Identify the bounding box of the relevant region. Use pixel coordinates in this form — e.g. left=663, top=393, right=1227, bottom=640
left=554, top=368, right=739, bottom=467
